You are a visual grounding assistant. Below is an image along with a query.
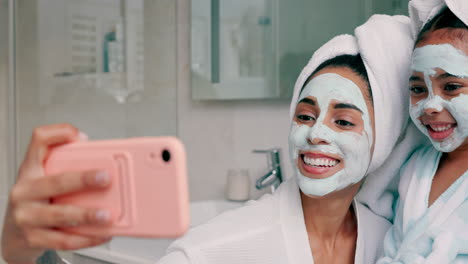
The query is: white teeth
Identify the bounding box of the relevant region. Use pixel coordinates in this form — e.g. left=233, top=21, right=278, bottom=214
left=303, top=156, right=338, bottom=167
left=429, top=124, right=453, bottom=132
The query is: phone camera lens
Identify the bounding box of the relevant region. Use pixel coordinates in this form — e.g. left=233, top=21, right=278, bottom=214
left=162, top=150, right=171, bottom=162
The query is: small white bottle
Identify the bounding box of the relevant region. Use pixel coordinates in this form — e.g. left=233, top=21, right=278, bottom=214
left=225, top=169, right=250, bottom=201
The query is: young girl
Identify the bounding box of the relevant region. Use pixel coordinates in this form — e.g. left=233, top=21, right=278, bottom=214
left=379, top=2, right=468, bottom=263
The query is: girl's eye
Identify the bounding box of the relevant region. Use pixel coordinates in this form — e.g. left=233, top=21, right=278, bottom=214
left=409, top=86, right=427, bottom=95
left=296, top=114, right=315, bottom=121
left=335, top=120, right=355, bottom=127
left=444, top=83, right=463, bottom=92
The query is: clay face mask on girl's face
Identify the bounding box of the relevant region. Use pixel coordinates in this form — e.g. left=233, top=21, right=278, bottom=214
left=410, top=44, right=468, bottom=152
left=289, top=73, right=373, bottom=197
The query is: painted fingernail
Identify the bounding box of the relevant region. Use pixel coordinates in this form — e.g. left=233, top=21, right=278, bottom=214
left=78, top=131, right=89, bottom=141
left=95, top=171, right=110, bottom=186
left=95, top=210, right=111, bottom=223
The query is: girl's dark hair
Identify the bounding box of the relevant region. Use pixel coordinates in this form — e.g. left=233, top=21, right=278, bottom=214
left=416, top=6, right=468, bottom=45
left=302, top=54, right=373, bottom=103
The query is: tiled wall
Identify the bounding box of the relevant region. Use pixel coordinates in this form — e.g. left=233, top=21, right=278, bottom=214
left=14, top=0, right=178, bottom=163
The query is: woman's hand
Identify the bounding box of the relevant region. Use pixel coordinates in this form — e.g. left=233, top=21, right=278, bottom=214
left=1, top=124, right=112, bottom=264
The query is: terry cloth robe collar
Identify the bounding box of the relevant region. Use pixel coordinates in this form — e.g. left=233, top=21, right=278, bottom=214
left=163, top=178, right=389, bottom=264
left=379, top=145, right=468, bottom=263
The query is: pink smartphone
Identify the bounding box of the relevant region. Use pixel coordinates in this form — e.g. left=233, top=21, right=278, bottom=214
left=44, top=137, right=189, bottom=238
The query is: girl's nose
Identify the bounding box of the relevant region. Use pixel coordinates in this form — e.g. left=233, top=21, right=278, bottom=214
left=423, top=107, right=442, bottom=116
left=422, top=96, right=444, bottom=116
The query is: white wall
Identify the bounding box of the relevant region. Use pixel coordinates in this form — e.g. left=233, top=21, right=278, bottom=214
left=177, top=0, right=294, bottom=201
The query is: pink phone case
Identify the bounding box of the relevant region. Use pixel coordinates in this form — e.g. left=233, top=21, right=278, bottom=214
left=44, top=137, right=189, bottom=238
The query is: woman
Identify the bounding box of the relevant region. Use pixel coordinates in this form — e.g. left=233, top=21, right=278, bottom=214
left=156, top=15, right=418, bottom=264
left=379, top=1, right=468, bottom=263
left=2, top=15, right=415, bottom=264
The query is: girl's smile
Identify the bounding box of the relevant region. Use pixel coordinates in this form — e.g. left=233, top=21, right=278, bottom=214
left=422, top=121, right=457, bottom=141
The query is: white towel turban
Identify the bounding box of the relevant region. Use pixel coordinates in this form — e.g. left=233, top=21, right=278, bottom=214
left=289, top=15, right=426, bottom=220
left=409, top=0, right=468, bottom=38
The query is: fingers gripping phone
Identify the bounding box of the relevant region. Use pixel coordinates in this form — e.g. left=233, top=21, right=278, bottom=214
left=44, top=137, right=189, bottom=238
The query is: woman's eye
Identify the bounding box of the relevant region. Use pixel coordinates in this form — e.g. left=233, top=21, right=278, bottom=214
left=296, top=114, right=315, bottom=121
left=409, top=86, right=427, bottom=95
left=444, top=83, right=463, bottom=92
left=335, top=120, right=355, bottom=127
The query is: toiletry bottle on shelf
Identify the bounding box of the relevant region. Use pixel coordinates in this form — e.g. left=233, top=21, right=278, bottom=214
left=103, top=27, right=116, bottom=73
left=103, top=22, right=124, bottom=73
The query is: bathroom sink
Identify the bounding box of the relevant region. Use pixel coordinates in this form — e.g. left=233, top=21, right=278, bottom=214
left=75, top=200, right=245, bottom=263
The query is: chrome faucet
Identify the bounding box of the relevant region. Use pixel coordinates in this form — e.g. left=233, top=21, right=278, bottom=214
left=253, top=148, right=283, bottom=193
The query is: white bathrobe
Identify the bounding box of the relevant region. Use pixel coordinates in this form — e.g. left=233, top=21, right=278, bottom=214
left=157, top=178, right=391, bottom=264
left=378, top=145, right=468, bottom=263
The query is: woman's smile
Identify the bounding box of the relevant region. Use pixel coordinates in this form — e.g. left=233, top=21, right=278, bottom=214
left=298, top=151, right=343, bottom=179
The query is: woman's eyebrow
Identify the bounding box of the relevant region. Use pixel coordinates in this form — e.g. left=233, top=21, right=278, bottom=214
left=298, top=98, right=316, bottom=106
left=334, top=103, right=363, bottom=113
left=436, top=72, right=468, bottom=80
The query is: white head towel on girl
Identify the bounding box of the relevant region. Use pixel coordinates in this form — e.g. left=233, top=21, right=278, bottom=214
left=289, top=15, right=426, bottom=221
left=409, top=0, right=468, bottom=38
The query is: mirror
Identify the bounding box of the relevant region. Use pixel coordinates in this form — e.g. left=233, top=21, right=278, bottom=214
left=191, top=0, right=408, bottom=100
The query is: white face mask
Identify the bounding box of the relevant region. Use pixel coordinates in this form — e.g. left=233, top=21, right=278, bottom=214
left=410, top=44, right=468, bottom=152
left=289, top=73, right=373, bottom=197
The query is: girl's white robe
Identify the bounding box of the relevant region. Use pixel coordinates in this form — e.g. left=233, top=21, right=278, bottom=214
left=379, top=145, right=468, bottom=263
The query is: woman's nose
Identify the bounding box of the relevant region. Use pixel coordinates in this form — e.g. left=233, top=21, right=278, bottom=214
left=308, top=137, right=329, bottom=145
